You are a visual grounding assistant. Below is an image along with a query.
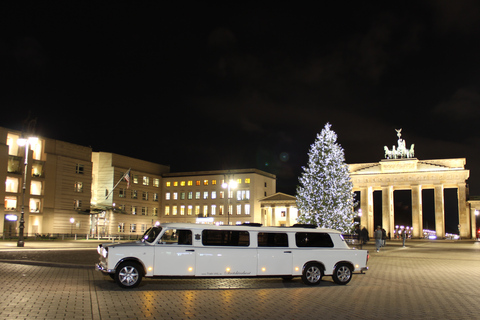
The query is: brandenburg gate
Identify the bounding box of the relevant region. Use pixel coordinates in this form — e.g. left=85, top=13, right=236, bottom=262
left=350, top=129, right=471, bottom=239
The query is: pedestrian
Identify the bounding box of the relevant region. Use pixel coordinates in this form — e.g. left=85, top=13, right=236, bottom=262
left=374, top=226, right=383, bottom=252
left=381, top=228, right=387, bottom=247
left=361, top=227, right=369, bottom=244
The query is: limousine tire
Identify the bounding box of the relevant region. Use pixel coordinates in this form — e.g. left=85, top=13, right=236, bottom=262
left=116, top=261, right=143, bottom=289
left=332, top=263, right=352, bottom=285
left=302, top=263, right=323, bottom=285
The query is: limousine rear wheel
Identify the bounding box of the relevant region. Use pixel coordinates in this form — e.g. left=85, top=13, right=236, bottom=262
left=116, top=262, right=143, bottom=289
left=332, top=263, right=352, bottom=285
left=302, top=263, right=323, bottom=285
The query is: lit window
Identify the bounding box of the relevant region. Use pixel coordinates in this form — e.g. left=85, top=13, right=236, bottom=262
left=237, top=179, right=242, bottom=184
left=165, top=192, right=171, bottom=200
left=180, top=192, right=185, bottom=200
left=5, top=196, right=17, bottom=210
left=74, top=200, right=82, bottom=210
left=172, top=206, right=177, bottom=215
left=211, top=191, right=216, bottom=199
left=196, top=180, right=200, bottom=186
left=166, top=182, right=171, bottom=187
left=212, top=180, right=217, bottom=185
left=153, top=179, right=160, bottom=187
left=133, top=175, right=139, bottom=184
left=188, top=180, right=193, bottom=186
left=203, top=191, right=208, bottom=200
left=203, top=205, right=208, bottom=216
left=195, top=192, right=201, bottom=200
left=165, top=206, right=170, bottom=215
left=153, top=193, right=159, bottom=201
left=187, top=205, right=193, bottom=215
left=173, top=192, right=178, bottom=200
left=132, top=206, right=137, bottom=215
left=74, top=181, right=83, bottom=192
left=180, top=205, right=185, bottom=215
left=195, top=205, right=200, bottom=215
left=237, top=204, right=242, bottom=215
left=211, top=205, right=216, bottom=215
left=31, top=181, right=42, bottom=195
left=5, top=177, right=19, bottom=193
left=204, top=180, right=208, bottom=186
left=143, top=176, right=149, bottom=186
left=220, top=191, right=225, bottom=199
left=131, top=224, right=136, bottom=232
left=29, top=198, right=41, bottom=213
left=219, top=205, right=224, bottom=215
left=118, top=223, right=125, bottom=233
left=245, top=178, right=251, bottom=184
left=180, top=181, right=186, bottom=187
left=153, top=208, right=158, bottom=216
left=245, top=204, right=250, bottom=215
left=188, top=192, right=193, bottom=200
left=131, top=190, right=138, bottom=199
left=173, top=181, right=178, bottom=187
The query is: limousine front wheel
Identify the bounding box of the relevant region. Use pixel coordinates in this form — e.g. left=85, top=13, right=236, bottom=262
left=332, top=263, right=352, bottom=285
left=116, top=262, right=143, bottom=289
left=302, top=263, right=323, bottom=285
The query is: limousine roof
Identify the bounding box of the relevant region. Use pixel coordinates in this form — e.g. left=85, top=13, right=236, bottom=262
left=158, top=223, right=342, bottom=234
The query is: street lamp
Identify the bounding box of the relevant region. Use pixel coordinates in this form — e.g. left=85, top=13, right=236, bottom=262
left=222, top=178, right=238, bottom=225
left=16, top=136, right=38, bottom=247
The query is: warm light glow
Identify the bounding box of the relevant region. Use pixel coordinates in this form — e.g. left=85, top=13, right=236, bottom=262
left=261, top=267, right=266, bottom=272
left=229, top=180, right=238, bottom=189
left=70, top=217, right=75, bottom=223
left=226, top=267, right=231, bottom=272
left=295, top=267, right=299, bottom=272
left=188, top=267, right=193, bottom=272
left=17, top=138, right=27, bottom=147
left=148, top=267, right=153, bottom=271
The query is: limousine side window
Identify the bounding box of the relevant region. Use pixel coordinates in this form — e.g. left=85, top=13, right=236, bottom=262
left=159, top=229, right=192, bottom=245
left=202, top=230, right=250, bottom=246
left=258, top=232, right=288, bottom=247
left=295, top=232, right=334, bottom=248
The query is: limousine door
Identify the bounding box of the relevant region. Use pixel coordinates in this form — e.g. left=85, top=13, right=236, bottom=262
left=154, top=229, right=196, bottom=276
left=256, top=232, right=293, bottom=275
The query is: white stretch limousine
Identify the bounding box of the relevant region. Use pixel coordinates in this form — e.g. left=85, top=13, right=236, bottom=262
left=96, top=223, right=369, bottom=288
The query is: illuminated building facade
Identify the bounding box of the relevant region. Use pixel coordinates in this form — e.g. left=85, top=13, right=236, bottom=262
left=0, top=127, right=92, bottom=236
left=160, top=169, right=276, bottom=225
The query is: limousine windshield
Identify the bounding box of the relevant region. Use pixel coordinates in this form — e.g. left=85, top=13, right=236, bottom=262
left=142, top=226, right=162, bottom=243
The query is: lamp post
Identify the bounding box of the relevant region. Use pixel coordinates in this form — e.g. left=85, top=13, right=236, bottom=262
left=222, top=178, right=238, bottom=225
left=70, top=217, right=75, bottom=236
left=16, top=136, right=38, bottom=247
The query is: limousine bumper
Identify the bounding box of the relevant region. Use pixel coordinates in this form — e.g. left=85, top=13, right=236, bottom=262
left=96, top=263, right=114, bottom=274
left=360, top=267, right=369, bottom=273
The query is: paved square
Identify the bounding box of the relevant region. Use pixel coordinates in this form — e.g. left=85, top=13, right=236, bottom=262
left=0, top=240, right=479, bottom=319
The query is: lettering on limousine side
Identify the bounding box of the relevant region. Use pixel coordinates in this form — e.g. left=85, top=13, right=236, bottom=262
left=225, top=271, right=252, bottom=275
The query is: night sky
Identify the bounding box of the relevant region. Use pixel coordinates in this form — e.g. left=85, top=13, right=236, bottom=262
left=1, top=2, right=480, bottom=204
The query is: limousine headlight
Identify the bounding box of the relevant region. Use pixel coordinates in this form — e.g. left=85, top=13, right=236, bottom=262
left=102, top=247, right=108, bottom=259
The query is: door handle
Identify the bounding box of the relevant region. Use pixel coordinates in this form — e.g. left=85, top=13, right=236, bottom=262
left=284, top=251, right=292, bottom=253
left=186, top=249, right=195, bottom=252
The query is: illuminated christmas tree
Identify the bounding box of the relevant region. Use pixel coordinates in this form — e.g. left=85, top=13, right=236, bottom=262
left=296, top=123, right=355, bottom=232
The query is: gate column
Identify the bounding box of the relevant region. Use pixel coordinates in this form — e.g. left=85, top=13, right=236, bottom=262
left=382, top=186, right=394, bottom=237
left=360, top=187, right=374, bottom=237
left=434, top=185, right=445, bottom=238
left=412, top=185, right=423, bottom=238
left=457, top=184, right=469, bottom=238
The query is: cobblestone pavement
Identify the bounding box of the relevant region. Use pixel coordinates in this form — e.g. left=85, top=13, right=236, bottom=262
left=0, top=240, right=479, bottom=319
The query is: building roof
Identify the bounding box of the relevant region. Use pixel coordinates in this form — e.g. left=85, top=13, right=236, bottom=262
left=162, top=168, right=276, bottom=179
left=259, top=192, right=297, bottom=203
